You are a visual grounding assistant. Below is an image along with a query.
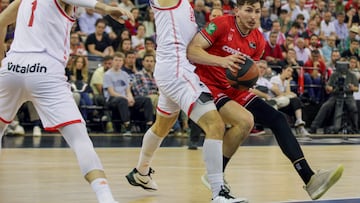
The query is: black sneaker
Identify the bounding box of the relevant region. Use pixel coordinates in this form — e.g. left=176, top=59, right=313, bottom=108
left=188, top=141, right=198, bottom=150
left=125, top=168, right=158, bottom=191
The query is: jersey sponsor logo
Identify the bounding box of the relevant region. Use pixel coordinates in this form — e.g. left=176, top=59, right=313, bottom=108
left=249, top=42, right=256, bottom=49
left=222, top=45, right=242, bottom=55
left=205, top=22, right=217, bottom=35
left=7, top=62, right=47, bottom=73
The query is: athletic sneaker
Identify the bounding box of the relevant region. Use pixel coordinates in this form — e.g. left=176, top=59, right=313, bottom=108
left=201, top=174, right=231, bottom=191
left=249, top=128, right=265, bottom=136
left=294, top=119, right=306, bottom=127
left=296, top=126, right=311, bottom=137
left=33, top=126, right=42, bottom=137
left=304, top=164, right=344, bottom=200
left=125, top=168, right=158, bottom=191
left=211, top=186, right=248, bottom=203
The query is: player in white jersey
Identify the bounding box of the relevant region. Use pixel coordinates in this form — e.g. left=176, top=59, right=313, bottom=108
left=0, top=1, right=132, bottom=203
left=125, top=0, right=248, bottom=202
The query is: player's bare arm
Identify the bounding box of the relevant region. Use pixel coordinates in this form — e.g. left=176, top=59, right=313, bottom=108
left=60, top=0, right=134, bottom=22
left=187, top=33, right=246, bottom=72
left=0, top=0, right=20, bottom=62
left=157, top=0, right=179, bottom=7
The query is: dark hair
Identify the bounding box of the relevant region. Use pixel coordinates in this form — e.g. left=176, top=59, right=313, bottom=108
left=291, top=22, right=301, bottom=29
left=144, top=37, right=155, bottom=44
left=103, top=55, right=114, bottom=62
left=280, top=9, right=288, bottom=14
left=143, top=53, right=155, bottom=61
left=236, top=0, right=264, bottom=8
left=95, top=18, right=107, bottom=26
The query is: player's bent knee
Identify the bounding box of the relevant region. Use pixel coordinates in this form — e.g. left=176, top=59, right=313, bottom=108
left=197, top=110, right=225, bottom=140
left=151, top=111, right=179, bottom=137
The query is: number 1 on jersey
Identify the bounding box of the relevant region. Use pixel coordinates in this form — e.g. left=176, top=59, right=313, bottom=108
left=28, top=0, right=37, bottom=27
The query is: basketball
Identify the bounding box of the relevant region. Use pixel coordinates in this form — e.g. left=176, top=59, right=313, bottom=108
left=225, top=57, right=259, bottom=90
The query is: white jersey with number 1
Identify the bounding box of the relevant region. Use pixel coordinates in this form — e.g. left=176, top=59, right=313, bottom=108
left=9, top=0, right=75, bottom=65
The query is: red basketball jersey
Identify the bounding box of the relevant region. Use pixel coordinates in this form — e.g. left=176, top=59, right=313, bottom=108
left=195, top=15, right=265, bottom=88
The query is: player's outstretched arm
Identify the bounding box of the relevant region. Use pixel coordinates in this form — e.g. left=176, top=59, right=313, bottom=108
left=61, top=0, right=133, bottom=22
left=0, top=0, right=20, bottom=62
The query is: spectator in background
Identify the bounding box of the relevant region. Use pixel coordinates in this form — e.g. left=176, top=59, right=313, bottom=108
left=345, top=6, right=356, bottom=27
left=294, top=14, right=307, bottom=36
left=335, top=0, right=345, bottom=14
left=260, top=6, right=273, bottom=32
left=326, top=49, right=342, bottom=79
left=294, top=37, right=311, bottom=64
left=125, top=7, right=141, bottom=35
left=279, top=9, right=291, bottom=33
left=339, top=25, right=359, bottom=53
left=321, top=35, right=338, bottom=63
left=193, top=0, right=208, bottom=29
left=67, top=56, right=93, bottom=121
left=78, top=8, right=104, bottom=36
left=70, top=32, right=88, bottom=56
left=131, top=54, right=158, bottom=114
left=211, top=0, right=222, bottom=10
left=281, top=34, right=295, bottom=58
left=262, top=31, right=284, bottom=66
left=142, top=8, right=156, bottom=38
left=137, top=37, right=156, bottom=59
left=349, top=55, right=360, bottom=80
left=90, top=55, right=114, bottom=106
left=302, top=19, right=319, bottom=46
left=319, top=11, right=336, bottom=42
left=221, top=0, right=235, bottom=15
left=104, top=52, right=153, bottom=134
left=270, top=65, right=310, bottom=137
left=279, top=48, right=304, bottom=92
left=334, top=12, right=349, bottom=43
left=270, top=0, right=282, bottom=21
left=308, top=34, right=323, bottom=56
left=341, top=38, right=360, bottom=60
left=281, top=0, right=298, bottom=14
left=285, top=22, right=301, bottom=41
left=291, top=0, right=310, bottom=22
left=85, top=19, right=114, bottom=57
left=310, top=60, right=359, bottom=134
left=264, top=20, right=286, bottom=45
left=117, top=38, right=132, bottom=53
left=304, top=49, right=327, bottom=103
left=121, top=50, right=138, bottom=82
left=131, top=24, right=146, bottom=51
left=103, top=1, right=126, bottom=38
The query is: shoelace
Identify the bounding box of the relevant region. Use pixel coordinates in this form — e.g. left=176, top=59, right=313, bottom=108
left=219, top=185, right=235, bottom=199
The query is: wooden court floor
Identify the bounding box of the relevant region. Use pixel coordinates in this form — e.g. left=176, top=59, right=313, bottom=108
left=0, top=145, right=359, bottom=203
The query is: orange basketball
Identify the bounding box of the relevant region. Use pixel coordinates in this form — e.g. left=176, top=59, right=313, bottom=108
left=226, top=57, right=259, bottom=90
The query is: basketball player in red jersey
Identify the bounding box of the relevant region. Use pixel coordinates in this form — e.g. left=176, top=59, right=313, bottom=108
left=187, top=0, right=343, bottom=200
left=0, top=0, right=132, bottom=202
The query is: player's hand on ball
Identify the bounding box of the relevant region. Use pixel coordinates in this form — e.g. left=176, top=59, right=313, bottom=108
left=222, top=54, right=247, bottom=72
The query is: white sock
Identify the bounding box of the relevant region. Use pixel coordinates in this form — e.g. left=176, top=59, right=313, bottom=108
left=136, top=129, right=163, bottom=175
left=203, top=139, right=224, bottom=198
left=90, top=178, right=116, bottom=203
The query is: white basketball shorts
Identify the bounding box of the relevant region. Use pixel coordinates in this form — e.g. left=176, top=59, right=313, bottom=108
left=0, top=52, right=84, bottom=131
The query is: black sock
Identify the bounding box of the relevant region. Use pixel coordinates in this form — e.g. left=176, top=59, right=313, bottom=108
left=293, top=158, right=315, bottom=184
left=223, top=156, right=230, bottom=172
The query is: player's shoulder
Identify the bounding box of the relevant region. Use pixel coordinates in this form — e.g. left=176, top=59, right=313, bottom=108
left=210, top=15, right=234, bottom=26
